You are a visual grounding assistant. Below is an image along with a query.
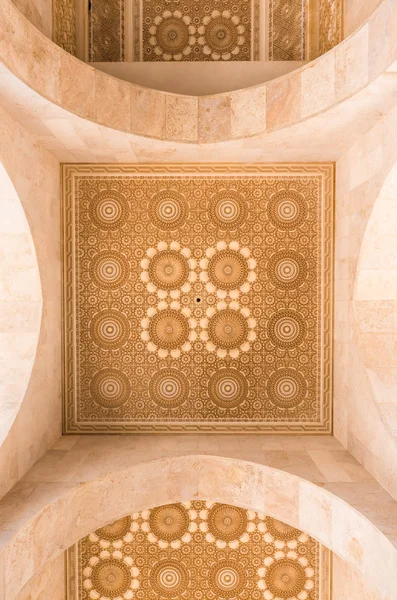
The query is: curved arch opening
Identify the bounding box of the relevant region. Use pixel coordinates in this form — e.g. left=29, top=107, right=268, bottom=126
left=2, top=457, right=396, bottom=599
left=355, top=159, right=397, bottom=446
left=0, top=162, right=42, bottom=447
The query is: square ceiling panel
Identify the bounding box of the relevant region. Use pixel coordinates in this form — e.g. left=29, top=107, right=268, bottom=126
left=62, top=164, right=333, bottom=433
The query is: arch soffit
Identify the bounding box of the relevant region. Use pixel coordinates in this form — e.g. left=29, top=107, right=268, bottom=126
left=1, top=0, right=397, bottom=144
left=1, top=456, right=396, bottom=599
left=354, top=158, right=397, bottom=446
left=0, top=161, right=42, bottom=449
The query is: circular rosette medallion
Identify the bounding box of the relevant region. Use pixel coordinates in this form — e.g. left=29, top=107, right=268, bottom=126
left=267, top=190, right=308, bottom=230
left=150, top=250, right=189, bottom=289
left=150, top=560, right=188, bottom=597
left=267, top=369, right=307, bottom=409
left=149, top=368, right=189, bottom=409
left=91, top=558, right=131, bottom=598
left=199, top=10, right=245, bottom=60
left=89, top=190, right=129, bottom=231
left=89, top=251, right=129, bottom=290
left=150, top=11, right=196, bottom=60
left=267, top=311, right=307, bottom=349
left=208, top=249, right=248, bottom=289
left=89, top=310, right=130, bottom=350
left=209, top=560, right=247, bottom=598
left=209, top=309, right=248, bottom=349
left=208, top=368, right=247, bottom=409
left=265, top=517, right=302, bottom=542
left=149, top=190, right=188, bottom=230
left=149, top=504, right=190, bottom=542
left=202, top=304, right=255, bottom=358
left=265, top=559, right=306, bottom=599
left=201, top=241, right=256, bottom=298
left=268, top=251, right=307, bottom=290
left=141, top=241, right=196, bottom=296
left=142, top=302, right=196, bottom=358
left=90, top=369, right=131, bottom=409
left=208, top=504, right=248, bottom=542
left=208, top=189, right=248, bottom=230
left=149, top=309, right=189, bottom=349
left=95, top=517, right=132, bottom=542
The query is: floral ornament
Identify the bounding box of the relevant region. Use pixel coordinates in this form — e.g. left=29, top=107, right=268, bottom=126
left=149, top=10, right=196, bottom=61
left=140, top=241, right=197, bottom=299
left=200, top=301, right=256, bottom=358
left=141, top=300, right=197, bottom=358
left=90, top=517, right=137, bottom=548
left=140, top=502, right=198, bottom=549
left=199, top=501, right=256, bottom=548
left=83, top=552, right=139, bottom=600
left=199, top=240, right=256, bottom=298
left=258, top=554, right=314, bottom=600
left=198, top=10, right=245, bottom=60
left=261, top=517, right=304, bottom=550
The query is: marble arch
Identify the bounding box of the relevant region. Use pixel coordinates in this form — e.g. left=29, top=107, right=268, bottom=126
left=1, top=456, right=396, bottom=599
left=0, top=161, right=42, bottom=448
left=355, top=158, right=397, bottom=445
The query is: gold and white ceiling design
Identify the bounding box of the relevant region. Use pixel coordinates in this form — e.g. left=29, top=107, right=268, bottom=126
left=62, top=164, right=333, bottom=433
left=55, top=0, right=343, bottom=61
left=136, top=0, right=259, bottom=61
left=66, top=501, right=331, bottom=600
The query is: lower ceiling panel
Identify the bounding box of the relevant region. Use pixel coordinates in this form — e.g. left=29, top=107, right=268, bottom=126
left=66, top=501, right=331, bottom=600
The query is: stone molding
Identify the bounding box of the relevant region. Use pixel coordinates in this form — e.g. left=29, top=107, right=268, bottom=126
left=2, top=0, right=397, bottom=144
left=0, top=456, right=396, bottom=599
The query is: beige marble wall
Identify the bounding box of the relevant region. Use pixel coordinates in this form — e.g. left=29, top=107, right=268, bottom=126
left=3, top=0, right=397, bottom=147
left=355, top=161, right=397, bottom=443
left=11, top=0, right=52, bottom=37
left=344, top=0, right=382, bottom=37
left=0, top=451, right=396, bottom=600
left=16, top=553, right=65, bottom=600
left=0, top=163, right=42, bottom=451
left=0, top=104, right=62, bottom=500
left=332, top=554, right=381, bottom=600
left=334, top=96, right=397, bottom=499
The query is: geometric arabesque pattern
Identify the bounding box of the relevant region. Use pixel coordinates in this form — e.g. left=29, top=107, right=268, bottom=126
left=89, top=0, right=125, bottom=62
left=269, top=0, right=306, bottom=60
left=135, top=0, right=259, bottom=61
left=66, top=501, right=331, bottom=600
left=62, top=164, right=333, bottom=433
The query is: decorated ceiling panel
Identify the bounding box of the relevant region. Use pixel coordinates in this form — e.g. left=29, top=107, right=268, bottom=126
left=136, top=0, right=259, bottom=61
left=67, top=501, right=331, bottom=599
left=54, top=0, right=343, bottom=61
left=62, top=164, right=333, bottom=434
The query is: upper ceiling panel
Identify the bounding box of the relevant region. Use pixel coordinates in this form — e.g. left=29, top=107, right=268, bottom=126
left=138, top=0, right=259, bottom=62
left=62, top=164, right=333, bottom=434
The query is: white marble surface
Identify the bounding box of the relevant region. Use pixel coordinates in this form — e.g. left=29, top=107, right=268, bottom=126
left=0, top=438, right=396, bottom=599
left=1, top=0, right=397, bottom=153
left=334, top=99, right=397, bottom=501
left=0, top=163, right=41, bottom=448
left=0, top=104, right=61, bottom=500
